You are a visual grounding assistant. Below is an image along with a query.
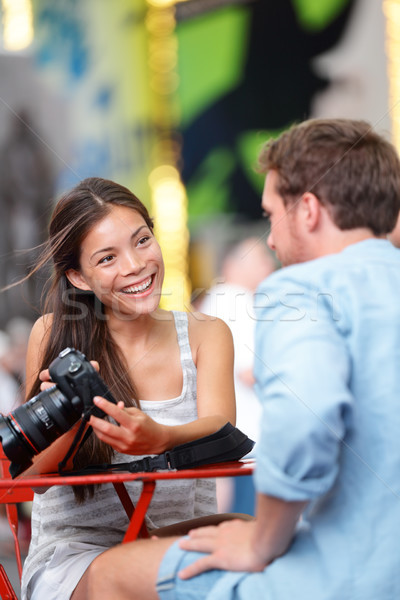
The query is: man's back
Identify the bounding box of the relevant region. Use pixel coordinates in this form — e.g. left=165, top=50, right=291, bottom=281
left=252, top=238, right=400, bottom=599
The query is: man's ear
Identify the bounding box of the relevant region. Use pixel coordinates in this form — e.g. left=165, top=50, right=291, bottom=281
left=300, top=192, right=321, bottom=232
left=65, top=268, right=92, bottom=291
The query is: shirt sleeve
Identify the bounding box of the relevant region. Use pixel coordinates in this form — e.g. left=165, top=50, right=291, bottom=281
left=253, top=269, right=353, bottom=501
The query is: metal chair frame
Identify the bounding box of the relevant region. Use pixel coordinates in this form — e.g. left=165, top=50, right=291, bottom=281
left=0, top=448, right=34, bottom=599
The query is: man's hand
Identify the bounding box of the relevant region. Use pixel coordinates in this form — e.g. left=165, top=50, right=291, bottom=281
left=178, top=519, right=267, bottom=580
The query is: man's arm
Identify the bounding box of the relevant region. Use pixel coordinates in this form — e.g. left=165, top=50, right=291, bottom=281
left=178, top=492, right=307, bottom=579
left=251, top=494, right=307, bottom=564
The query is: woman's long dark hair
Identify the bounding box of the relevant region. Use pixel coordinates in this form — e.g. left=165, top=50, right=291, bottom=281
left=27, top=177, right=154, bottom=501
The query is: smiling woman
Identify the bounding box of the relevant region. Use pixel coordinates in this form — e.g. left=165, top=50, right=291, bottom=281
left=65, top=205, right=165, bottom=319
left=16, top=177, right=237, bottom=600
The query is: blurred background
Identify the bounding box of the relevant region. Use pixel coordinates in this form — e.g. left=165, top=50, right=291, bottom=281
left=0, top=0, right=395, bottom=327
left=0, top=0, right=398, bottom=592
left=0, top=0, right=395, bottom=456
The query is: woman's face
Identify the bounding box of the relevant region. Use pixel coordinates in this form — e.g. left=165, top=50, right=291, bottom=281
left=66, top=205, right=164, bottom=319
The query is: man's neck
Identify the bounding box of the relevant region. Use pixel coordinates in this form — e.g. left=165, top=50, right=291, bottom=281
left=312, top=228, right=378, bottom=261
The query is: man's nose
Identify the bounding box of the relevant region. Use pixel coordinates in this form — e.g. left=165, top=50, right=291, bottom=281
left=267, top=232, right=275, bottom=251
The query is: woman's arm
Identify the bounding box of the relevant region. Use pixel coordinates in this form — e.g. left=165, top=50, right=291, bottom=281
left=89, top=314, right=236, bottom=455
left=25, top=314, right=52, bottom=398
left=171, top=312, right=236, bottom=439
left=20, top=314, right=85, bottom=479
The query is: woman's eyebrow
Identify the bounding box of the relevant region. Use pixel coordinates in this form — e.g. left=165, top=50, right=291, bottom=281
left=90, top=225, right=148, bottom=261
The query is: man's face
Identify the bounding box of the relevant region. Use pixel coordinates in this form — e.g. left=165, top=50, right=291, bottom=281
left=261, top=170, right=306, bottom=267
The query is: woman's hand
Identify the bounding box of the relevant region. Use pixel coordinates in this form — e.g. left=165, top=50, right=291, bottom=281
left=38, top=361, right=100, bottom=392
left=89, top=396, right=169, bottom=455
left=38, top=368, right=55, bottom=391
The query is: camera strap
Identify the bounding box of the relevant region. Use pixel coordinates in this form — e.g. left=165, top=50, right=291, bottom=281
left=59, top=422, right=255, bottom=476
left=58, top=375, right=99, bottom=474
left=58, top=407, right=93, bottom=474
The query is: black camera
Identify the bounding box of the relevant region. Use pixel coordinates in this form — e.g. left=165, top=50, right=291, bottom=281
left=0, top=347, right=117, bottom=478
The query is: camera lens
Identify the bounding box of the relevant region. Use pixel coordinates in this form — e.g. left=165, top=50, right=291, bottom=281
left=0, top=347, right=118, bottom=478
left=0, top=386, right=83, bottom=477
left=0, top=415, right=34, bottom=475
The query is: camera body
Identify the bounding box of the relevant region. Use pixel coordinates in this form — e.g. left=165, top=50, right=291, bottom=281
left=0, top=348, right=117, bottom=478
left=48, top=347, right=116, bottom=418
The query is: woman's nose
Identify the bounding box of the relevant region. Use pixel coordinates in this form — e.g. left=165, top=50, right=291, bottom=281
left=120, top=251, right=145, bottom=274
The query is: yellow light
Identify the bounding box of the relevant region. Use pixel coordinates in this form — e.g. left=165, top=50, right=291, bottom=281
left=149, top=165, right=190, bottom=311
left=162, top=271, right=192, bottom=311
left=149, top=171, right=187, bottom=236
left=147, top=0, right=174, bottom=7
left=147, top=0, right=189, bottom=7
left=145, top=6, right=176, bottom=35
left=146, top=1, right=191, bottom=311
left=149, top=164, right=180, bottom=185
left=2, top=0, right=33, bottom=52
left=383, top=1, right=400, bottom=151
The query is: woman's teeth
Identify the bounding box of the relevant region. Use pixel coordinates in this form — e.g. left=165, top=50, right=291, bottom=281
left=122, top=276, right=153, bottom=294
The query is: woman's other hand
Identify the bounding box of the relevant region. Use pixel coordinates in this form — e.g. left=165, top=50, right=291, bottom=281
left=89, top=396, right=169, bottom=455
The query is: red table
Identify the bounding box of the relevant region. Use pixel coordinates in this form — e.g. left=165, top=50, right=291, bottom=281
left=1, top=459, right=255, bottom=542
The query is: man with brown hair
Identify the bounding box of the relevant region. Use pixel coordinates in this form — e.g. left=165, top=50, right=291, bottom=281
left=85, top=119, right=400, bottom=600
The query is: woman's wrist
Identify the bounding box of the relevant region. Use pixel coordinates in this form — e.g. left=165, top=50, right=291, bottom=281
left=158, top=423, right=172, bottom=453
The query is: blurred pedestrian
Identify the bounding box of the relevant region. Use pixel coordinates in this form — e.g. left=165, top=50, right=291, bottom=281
left=199, top=238, right=276, bottom=514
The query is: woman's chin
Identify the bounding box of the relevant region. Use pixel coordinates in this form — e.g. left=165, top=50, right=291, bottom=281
left=105, top=294, right=161, bottom=320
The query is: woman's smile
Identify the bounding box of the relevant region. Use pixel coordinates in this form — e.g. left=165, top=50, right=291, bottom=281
left=67, top=205, right=164, bottom=316
left=120, top=275, right=155, bottom=295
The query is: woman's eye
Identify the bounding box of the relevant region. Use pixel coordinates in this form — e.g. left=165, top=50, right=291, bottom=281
left=99, top=255, right=114, bottom=264
left=137, top=236, right=151, bottom=246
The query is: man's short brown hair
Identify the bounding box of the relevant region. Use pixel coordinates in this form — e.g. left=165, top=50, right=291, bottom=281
left=258, top=118, right=400, bottom=235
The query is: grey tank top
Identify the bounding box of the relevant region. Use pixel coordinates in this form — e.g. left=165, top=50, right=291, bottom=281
left=22, top=311, right=217, bottom=595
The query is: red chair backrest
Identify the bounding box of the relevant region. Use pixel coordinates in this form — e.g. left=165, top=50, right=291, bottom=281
left=0, top=447, right=33, bottom=503
left=0, top=444, right=33, bottom=590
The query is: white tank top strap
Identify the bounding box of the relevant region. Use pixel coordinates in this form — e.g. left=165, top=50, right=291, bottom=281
left=171, top=311, right=196, bottom=400
left=171, top=311, right=194, bottom=364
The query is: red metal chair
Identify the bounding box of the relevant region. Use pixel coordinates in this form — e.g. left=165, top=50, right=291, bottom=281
left=0, top=447, right=33, bottom=600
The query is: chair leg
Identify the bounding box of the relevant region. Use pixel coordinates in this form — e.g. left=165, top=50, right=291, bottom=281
left=4, top=504, right=23, bottom=580
left=0, top=564, right=18, bottom=599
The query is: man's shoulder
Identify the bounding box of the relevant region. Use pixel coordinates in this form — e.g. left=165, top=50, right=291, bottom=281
left=257, top=255, right=338, bottom=295
left=258, top=239, right=400, bottom=292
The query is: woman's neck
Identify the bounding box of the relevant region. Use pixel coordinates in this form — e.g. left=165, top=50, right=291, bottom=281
left=105, top=308, right=171, bottom=350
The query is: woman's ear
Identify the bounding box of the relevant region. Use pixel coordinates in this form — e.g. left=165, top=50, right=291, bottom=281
left=65, top=268, right=92, bottom=291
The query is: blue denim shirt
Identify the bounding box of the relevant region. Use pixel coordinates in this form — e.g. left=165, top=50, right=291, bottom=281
left=209, top=239, right=400, bottom=600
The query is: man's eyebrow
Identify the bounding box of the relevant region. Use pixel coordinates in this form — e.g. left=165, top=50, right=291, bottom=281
left=90, top=225, right=148, bottom=260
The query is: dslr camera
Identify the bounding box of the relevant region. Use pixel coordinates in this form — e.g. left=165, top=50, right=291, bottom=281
left=0, top=347, right=116, bottom=478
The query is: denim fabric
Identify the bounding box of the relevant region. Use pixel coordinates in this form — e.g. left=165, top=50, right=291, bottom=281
left=156, top=540, right=226, bottom=600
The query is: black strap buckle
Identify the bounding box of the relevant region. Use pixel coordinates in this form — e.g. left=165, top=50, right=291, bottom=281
left=127, top=453, right=171, bottom=473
